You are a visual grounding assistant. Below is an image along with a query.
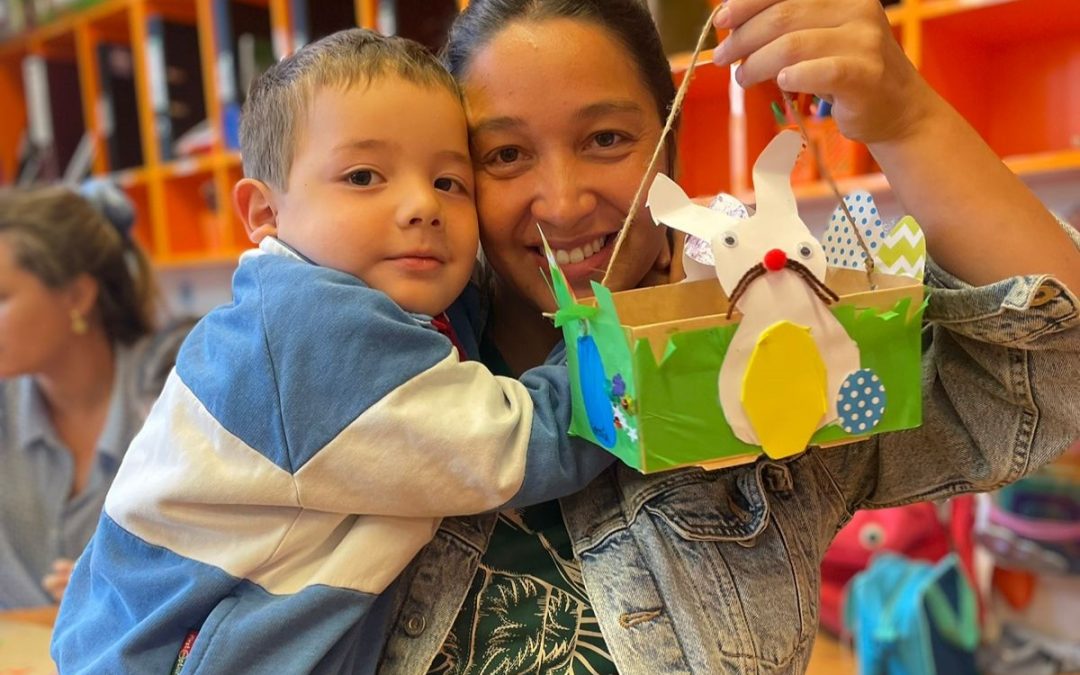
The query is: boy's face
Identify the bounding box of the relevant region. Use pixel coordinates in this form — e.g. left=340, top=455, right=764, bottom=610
left=273, top=79, right=478, bottom=317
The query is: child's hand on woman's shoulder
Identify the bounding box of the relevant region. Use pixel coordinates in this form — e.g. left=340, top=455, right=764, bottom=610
left=712, top=0, right=934, bottom=145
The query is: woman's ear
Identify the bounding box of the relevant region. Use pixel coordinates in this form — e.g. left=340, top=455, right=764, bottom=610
left=234, top=178, right=278, bottom=244
left=67, top=273, right=100, bottom=324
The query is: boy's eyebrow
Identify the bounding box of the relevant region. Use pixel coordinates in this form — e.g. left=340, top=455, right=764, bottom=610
left=331, top=140, right=469, bottom=166
left=470, top=100, right=646, bottom=136
left=331, top=138, right=392, bottom=155
left=436, top=149, right=472, bottom=166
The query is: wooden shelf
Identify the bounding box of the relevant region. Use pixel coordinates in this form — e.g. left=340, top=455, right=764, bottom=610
left=109, top=166, right=150, bottom=187
left=1004, top=149, right=1080, bottom=176
left=159, top=153, right=217, bottom=178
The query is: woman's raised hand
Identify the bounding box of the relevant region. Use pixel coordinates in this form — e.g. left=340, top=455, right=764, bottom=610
left=712, top=0, right=933, bottom=145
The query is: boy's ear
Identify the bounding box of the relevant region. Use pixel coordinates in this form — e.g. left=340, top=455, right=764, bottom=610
left=234, top=178, right=278, bottom=244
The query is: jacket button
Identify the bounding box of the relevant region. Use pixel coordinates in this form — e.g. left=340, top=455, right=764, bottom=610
left=404, top=613, right=426, bottom=637
left=1030, top=284, right=1062, bottom=307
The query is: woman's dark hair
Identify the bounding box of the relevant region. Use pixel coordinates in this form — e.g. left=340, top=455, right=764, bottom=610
left=441, top=0, right=678, bottom=172
left=0, top=185, right=158, bottom=345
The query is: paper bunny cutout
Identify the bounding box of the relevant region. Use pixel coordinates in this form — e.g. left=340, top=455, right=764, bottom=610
left=647, top=130, right=882, bottom=457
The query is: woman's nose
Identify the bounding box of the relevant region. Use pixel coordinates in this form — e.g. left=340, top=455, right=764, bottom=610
left=531, top=156, right=597, bottom=231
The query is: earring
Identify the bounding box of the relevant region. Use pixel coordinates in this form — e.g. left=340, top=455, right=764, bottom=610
left=71, top=310, right=88, bottom=336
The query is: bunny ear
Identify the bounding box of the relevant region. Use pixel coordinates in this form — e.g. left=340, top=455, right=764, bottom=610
left=750, top=130, right=804, bottom=222
left=647, top=173, right=726, bottom=242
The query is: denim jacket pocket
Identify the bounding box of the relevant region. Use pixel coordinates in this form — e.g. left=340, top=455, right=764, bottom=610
left=628, top=464, right=770, bottom=543
left=608, top=462, right=816, bottom=671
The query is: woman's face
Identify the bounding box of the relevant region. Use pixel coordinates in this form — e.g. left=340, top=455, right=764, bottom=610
left=0, top=237, right=77, bottom=378
left=461, top=18, right=669, bottom=311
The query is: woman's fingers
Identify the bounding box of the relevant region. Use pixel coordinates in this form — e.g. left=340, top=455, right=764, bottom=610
left=732, top=26, right=859, bottom=88
left=714, top=0, right=853, bottom=66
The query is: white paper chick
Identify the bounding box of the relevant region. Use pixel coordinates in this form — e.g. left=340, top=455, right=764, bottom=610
left=647, top=130, right=876, bottom=458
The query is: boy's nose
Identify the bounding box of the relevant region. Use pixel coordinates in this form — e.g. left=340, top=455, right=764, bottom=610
left=400, top=188, right=442, bottom=227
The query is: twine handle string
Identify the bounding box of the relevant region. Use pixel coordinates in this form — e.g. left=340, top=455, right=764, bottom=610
left=604, top=5, right=879, bottom=293
left=780, top=90, right=877, bottom=290
left=601, top=2, right=725, bottom=287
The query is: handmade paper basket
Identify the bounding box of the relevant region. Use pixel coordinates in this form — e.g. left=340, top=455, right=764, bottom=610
left=547, top=130, right=927, bottom=474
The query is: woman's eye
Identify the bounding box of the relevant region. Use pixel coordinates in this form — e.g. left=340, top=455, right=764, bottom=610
left=595, top=132, right=618, bottom=147
left=480, top=145, right=531, bottom=177
left=348, top=170, right=381, bottom=186
left=489, top=147, right=520, bottom=164
left=589, top=131, right=627, bottom=150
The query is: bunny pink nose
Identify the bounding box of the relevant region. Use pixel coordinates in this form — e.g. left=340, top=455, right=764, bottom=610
left=763, top=248, right=787, bottom=272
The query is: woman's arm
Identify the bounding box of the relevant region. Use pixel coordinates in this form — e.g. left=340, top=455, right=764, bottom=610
left=817, top=234, right=1080, bottom=510
left=713, top=0, right=1080, bottom=291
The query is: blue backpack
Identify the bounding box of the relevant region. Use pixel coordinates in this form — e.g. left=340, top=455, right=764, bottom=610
left=844, top=553, right=979, bottom=675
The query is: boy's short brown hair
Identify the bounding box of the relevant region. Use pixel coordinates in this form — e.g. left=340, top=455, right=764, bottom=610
left=240, top=28, right=461, bottom=190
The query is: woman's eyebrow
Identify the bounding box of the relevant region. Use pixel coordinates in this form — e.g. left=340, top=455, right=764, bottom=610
left=577, top=100, right=645, bottom=120
left=470, top=100, right=644, bottom=136
left=470, top=116, right=525, bottom=136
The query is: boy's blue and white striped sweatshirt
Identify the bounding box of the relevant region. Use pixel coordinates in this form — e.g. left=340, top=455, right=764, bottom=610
left=51, top=239, right=613, bottom=673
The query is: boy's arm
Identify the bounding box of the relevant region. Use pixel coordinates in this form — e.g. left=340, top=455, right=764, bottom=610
left=253, top=260, right=611, bottom=518
left=282, top=318, right=611, bottom=518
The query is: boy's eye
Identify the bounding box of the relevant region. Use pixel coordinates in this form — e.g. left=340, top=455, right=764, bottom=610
left=348, top=170, right=382, bottom=186
left=434, top=177, right=463, bottom=193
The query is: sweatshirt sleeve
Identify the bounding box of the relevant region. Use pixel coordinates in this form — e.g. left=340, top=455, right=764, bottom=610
left=252, top=262, right=613, bottom=517
left=147, top=256, right=611, bottom=522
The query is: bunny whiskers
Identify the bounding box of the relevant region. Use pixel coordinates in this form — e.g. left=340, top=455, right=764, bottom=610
left=725, top=259, right=840, bottom=320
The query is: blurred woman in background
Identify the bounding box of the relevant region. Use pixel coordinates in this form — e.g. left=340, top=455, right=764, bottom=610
left=0, top=181, right=190, bottom=609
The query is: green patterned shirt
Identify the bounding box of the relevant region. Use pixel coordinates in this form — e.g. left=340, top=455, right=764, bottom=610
left=428, top=501, right=617, bottom=674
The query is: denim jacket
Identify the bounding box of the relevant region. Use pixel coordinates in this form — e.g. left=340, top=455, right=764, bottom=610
left=378, top=226, right=1080, bottom=674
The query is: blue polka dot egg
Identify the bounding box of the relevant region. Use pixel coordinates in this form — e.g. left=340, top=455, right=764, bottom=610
left=836, top=369, right=886, bottom=434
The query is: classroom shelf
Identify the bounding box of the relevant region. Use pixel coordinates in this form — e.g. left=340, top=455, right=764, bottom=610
left=919, top=0, right=1080, bottom=160
left=0, top=0, right=1076, bottom=265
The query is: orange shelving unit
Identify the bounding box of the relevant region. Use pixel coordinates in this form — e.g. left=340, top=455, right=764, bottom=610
left=0, top=0, right=465, bottom=266
left=0, top=0, right=1076, bottom=266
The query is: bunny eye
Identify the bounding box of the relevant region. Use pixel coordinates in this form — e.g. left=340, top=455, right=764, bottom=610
left=797, top=242, right=814, bottom=259
left=720, top=232, right=738, bottom=248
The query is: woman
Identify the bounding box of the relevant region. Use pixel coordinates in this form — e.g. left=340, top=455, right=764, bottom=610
left=0, top=182, right=190, bottom=609
left=377, top=1, right=1080, bottom=673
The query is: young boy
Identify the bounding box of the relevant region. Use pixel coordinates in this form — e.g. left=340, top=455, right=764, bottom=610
left=51, top=29, right=612, bottom=673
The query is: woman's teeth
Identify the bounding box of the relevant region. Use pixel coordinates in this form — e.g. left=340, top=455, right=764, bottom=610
left=554, top=235, right=607, bottom=265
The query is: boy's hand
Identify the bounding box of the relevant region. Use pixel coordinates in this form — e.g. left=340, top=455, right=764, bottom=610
left=42, top=558, right=75, bottom=603
left=712, top=0, right=935, bottom=145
